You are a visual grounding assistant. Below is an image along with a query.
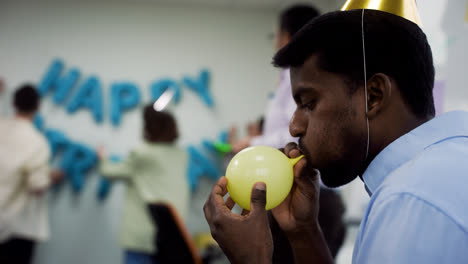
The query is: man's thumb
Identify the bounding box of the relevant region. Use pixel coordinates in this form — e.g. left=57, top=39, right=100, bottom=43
left=250, top=182, right=267, bottom=214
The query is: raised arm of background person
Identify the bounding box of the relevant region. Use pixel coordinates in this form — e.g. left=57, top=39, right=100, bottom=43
left=250, top=70, right=298, bottom=149
left=0, top=79, right=7, bottom=116
left=25, top=136, right=51, bottom=194
left=98, top=151, right=135, bottom=180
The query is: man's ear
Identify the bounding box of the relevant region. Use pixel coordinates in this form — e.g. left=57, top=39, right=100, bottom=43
left=366, top=73, right=393, bottom=119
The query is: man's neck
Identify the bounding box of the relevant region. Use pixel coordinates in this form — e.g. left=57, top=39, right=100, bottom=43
left=15, top=113, right=34, bottom=122
left=360, top=113, right=433, bottom=176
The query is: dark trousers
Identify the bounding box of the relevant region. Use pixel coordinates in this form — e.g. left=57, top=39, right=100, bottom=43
left=0, top=238, right=36, bottom=264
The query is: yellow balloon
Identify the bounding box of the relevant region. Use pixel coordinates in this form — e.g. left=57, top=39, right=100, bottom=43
left=226, top=146, right=303, bottom=210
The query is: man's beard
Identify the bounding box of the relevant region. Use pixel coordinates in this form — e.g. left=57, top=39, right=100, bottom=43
left=320, top=168, right=359, bottom=188
left=298, top=138, right=359, bottom=188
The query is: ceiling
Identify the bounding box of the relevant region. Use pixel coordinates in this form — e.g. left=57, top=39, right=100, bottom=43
left=134, top=0, right=342, bottom=12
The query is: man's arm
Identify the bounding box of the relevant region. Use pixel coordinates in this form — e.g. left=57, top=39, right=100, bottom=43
left=97, top=146, right=133, bottom=180
left=98, top=154, right=133, bottom=180
left=286, top=224, right=333, bottom=264
left=25, top=142, right=52, bottom=194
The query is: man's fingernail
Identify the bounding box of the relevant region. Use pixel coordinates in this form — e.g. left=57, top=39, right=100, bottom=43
left=255, top=183, right=266, bottom=191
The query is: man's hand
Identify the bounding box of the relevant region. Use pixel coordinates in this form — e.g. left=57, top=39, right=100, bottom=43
left=97, top=146, right=107, bottom=160
left=272, top=142, right=333, bottom=264
left=247, top=121, right=262, bottom=137
left=204, top=177, right=272, bottom=264
left=50, top=169, right=64, bottom=184
left=227, top=126, right=238, bottom=145
left=272, top=142, right=321, bottom=235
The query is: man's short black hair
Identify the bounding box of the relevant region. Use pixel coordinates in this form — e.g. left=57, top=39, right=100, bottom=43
left=14, top=84, right=40, bottom=114
left=274, top=10, right=435, bottom=118
left=279, top=5, right=320, bottom=36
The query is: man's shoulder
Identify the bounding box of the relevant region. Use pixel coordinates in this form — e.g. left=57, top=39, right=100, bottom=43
left=387, top=135, right=468, bottom=187
left=0, top=118, right=46, bottom=144
left=20, top=122, right=50, bottom=155
left=0, top=116, right=13, bottom=129
left=375, top=136, right=468, bottom=229
left=134, top=143, right=187, bottom=163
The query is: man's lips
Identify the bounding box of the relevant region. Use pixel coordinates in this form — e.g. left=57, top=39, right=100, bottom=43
left=298, top=138, right=306, bottom=154
left=298, top=138, right=315, bottom=168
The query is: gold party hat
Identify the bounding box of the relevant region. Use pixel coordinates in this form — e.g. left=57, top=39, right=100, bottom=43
left=341, top=0, right=423, bottom=27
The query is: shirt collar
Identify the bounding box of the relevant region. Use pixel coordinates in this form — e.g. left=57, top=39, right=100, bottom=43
left=363, top=111, right=468, bottom=196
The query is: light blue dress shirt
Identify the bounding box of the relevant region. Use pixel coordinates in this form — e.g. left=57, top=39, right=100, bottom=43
left=353, top=111, right=468, bottom=263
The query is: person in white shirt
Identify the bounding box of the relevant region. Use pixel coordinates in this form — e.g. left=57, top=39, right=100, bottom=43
left=0, top=84, right=62, bottom=264
left=232, top=5, right=320, bottom=152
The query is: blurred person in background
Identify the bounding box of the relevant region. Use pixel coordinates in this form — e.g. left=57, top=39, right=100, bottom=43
left=0, top=79, right=6, bottom=115
left=0, top=84, right=62, bottom=264
left=223, top=117, right=265, bottom=172
left=246, top=116, right=264, bottom=140
left=98, top=104, right=189, bottom=264
left=232, top=5, right=320, bottom=153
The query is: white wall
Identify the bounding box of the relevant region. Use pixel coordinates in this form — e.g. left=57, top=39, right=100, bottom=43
left=0, top=1, right=280, bottom=263
left=439, top=0, right=468, bottom=112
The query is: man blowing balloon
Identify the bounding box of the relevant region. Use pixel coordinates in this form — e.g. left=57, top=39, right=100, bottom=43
left=204, top=0, right=468, bottom=263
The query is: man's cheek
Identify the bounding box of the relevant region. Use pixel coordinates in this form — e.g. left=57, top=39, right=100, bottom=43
left=302, top=139, right=320, bottom=167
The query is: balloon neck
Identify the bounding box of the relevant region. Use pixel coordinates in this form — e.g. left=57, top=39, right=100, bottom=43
left=289, top=155, right=304, bottom=166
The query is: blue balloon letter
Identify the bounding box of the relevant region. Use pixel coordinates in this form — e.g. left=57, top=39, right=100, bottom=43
left=38, top=59, right=81, bottom=104
left=38, top=59, right=64, bottom=96
left=97, top=155, right=120, bottom=201
left=186, top=146, right=220, bottom=191
left=66, top=76, right=104, bottom=123
left=44, top=129, right=70, bottom=158
left=60, top=143, right=97, bottom=193
left=33, top=114, right=45, bottom=132
left=110, top=82, right=141, bottom=126
left=52, top=68, right=81, bottom=104
left=183, top=70, right=213, bottom=107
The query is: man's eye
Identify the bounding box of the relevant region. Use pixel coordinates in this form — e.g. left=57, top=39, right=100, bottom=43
left=301, top=101, right=316, bottom=111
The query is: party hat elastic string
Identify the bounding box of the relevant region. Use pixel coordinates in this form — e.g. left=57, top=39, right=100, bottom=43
left=361, top=9, right=370, bottom=161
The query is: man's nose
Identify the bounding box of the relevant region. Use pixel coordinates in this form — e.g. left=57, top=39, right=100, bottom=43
left=289, top=111, right=306, bottom=138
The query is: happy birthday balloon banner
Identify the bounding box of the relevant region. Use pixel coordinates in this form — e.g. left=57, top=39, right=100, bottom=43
left=36, top=112, right=227, bottom=199
left=35, top=59, right=223, bottom=200
left=34, top=114, right=112, bottom=199
left=187, top=130, right=230, bottom=191
left=38, top=59, right=214, bottom=125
